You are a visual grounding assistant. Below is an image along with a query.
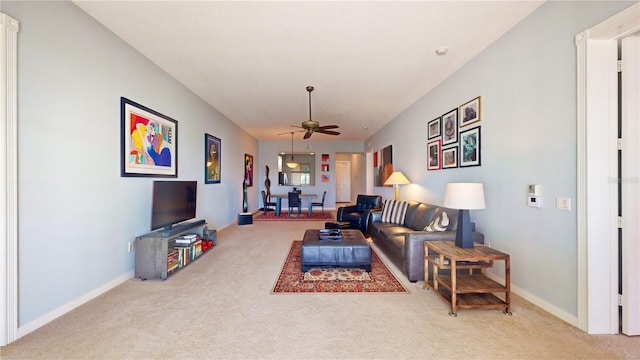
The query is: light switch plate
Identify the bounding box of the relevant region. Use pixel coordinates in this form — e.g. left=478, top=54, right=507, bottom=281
left=556, top=197, right=571, bottom=211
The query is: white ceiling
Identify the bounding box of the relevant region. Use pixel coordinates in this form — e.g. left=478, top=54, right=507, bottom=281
left=73, top=0, right=544, bottom=141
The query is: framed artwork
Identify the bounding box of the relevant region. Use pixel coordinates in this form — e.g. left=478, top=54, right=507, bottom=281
left=120, top=97, right=177, bottom=177
left=244, top=153, right=253, bottom=187
left=460, top=96, right=481, bottom=127
left=442, top=146, right=458, bottom=169
left=428, top=117, right=441, bottom=139
left=427, top=139, right=442, bottom=171
left=460, top=126, right=481, bottom=167
left=441, top=108, right=458, bottom=145
left=205, top=134, right=221, bottom=183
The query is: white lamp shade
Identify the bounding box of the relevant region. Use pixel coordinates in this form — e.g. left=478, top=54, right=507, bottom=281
left=444, top=183, right=485, bottom=210
left=384, top=171, right=410, bottom=185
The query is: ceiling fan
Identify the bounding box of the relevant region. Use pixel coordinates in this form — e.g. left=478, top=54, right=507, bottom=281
left=291, top=86, right=340, bottom=139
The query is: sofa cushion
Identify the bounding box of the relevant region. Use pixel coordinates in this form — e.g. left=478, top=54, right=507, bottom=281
left=387, top=234, right=406, bottom=258
left=424, top=211, right=450, bottom=231
left=407, top=203, right=437, bottom=230
left=381, top=200, right=409, bottom=224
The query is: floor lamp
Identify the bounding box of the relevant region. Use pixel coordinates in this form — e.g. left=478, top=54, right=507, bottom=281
left=444, top=183, right=485, bottom=249
left=384, top=172, right=410, bottom=200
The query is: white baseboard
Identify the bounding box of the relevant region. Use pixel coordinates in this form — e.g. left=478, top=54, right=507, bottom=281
left=16, top=271, right=134, bottom=340
left=486, top=273, right=579, bottom=327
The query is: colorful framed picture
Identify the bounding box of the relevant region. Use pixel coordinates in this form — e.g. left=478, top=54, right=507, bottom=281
left=374, top=145, right=393, bottom=186
left=120, top=97, right=177, bottom=177
left=460, top=126, right=481, bottom=167
left=442, top=146, right=458, bottom=169
left=441, top=108, right=458, bottom=145
left=460, top=96, right=481, bottom=127
left=244, top=153, right=253, bottom=187
left=205, top=134, right=221, bottom=183
left=428, top=117, right=441, bottom=139
left=427, top=139, right=442, bottom=171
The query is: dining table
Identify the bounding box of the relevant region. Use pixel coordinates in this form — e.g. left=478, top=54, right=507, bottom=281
left=271, top=193, right=318, bottom=216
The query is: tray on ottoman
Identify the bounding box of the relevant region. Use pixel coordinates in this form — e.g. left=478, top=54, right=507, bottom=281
left=301, top=229, right=371, bottom=272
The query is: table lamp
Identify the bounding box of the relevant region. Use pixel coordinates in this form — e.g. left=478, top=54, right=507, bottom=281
left=384, top=172, right=410, bottom=200
left=444, top=182, right=485, bottom=249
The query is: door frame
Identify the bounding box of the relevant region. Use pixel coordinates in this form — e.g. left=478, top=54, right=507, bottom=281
left=575, top=2, right=640, bottom=334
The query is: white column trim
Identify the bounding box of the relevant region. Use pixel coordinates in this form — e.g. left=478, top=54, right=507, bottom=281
left=574, top=29, right=588, bottom=333
left=0, top=12, right=20, bottom=346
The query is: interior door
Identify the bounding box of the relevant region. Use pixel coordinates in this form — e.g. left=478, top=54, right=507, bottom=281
left=621, top=34, right=640, bottom=336
left=335, top=161, right=351, bottom=203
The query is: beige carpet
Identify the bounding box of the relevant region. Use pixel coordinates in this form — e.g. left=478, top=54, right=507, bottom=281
left=1, top=220, right=638, bottom=359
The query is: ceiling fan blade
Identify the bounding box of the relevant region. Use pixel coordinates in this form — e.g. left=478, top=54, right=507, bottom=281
left=316, top=129, right=340, bottom=136
left=303, top=131, right=313, bottom=139
left=317, top=125, right=339, bottom=130
left=278, top=130, right=305, bottom=135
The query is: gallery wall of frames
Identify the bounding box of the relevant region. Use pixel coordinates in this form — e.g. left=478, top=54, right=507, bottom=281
left=427, top=96, right=481, bottom=171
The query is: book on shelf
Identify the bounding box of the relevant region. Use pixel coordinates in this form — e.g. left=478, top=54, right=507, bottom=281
left=433, top=257, right=450, bottom=265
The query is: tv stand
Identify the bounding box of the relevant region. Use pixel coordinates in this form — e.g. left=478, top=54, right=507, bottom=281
left=135, top=220, right=213, bottom=280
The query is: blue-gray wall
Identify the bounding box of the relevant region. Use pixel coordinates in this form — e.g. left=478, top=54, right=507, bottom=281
left=3, top=0, right=635, bottom=332
left=366, top=0, right=635, bottom=321
left=4, top=0, right=258, bottom=327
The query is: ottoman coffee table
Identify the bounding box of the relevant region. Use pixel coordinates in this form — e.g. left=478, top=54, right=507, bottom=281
left=301, top=229, right=372, bottom=272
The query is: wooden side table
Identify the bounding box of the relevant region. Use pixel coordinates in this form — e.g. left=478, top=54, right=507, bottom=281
left=423, top=240, right=511, bottom=316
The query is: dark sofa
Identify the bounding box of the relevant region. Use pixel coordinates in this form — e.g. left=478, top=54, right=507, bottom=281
left=369, top=200, right=484, bottom=282
left=336, top=194, right=383, bottom=234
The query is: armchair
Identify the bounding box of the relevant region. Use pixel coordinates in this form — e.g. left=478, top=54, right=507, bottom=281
left=337, top=194, right=383, bottom=234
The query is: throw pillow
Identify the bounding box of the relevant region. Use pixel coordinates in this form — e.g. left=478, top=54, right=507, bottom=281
left=424, top=211, right=450, bottom=232
left=381, top=200, right=409, bottom=225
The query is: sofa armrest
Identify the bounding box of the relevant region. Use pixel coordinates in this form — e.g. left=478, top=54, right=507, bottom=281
left=361, top=208, right=378, bottom=234
left=404, top=231, right=485, bottom=282
left=337, top=205, right=358, bottom=221
left=370, top=209, right=382, bottom=223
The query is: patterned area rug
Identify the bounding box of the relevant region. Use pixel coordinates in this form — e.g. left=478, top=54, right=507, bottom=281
left=254, top=211, right=334, bottom=221
left=272, top=241, right=409, bottom=293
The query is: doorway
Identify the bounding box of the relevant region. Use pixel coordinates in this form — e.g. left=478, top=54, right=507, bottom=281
left=335, top=161, right=351, bottom=203
left=576, top=2, right=640, bottom=334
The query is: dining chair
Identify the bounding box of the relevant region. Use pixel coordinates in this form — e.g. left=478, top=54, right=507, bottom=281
left=261, top=190, right=276, bottom=215
left=287, top=192, right=301, bottom=217
left=311, top=190, right=327, bottom=214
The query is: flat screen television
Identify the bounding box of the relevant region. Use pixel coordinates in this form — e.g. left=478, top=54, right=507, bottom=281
left=151, top=180, right=197, bottom=232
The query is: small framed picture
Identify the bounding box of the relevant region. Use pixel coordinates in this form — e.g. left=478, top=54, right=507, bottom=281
left=441, top=108, right=458, bottom=145
left=460, top=126, right=481, bottom=167
left=460, top=96, right=481, bottom=127
left=244, top=153, right=253, bottom=187
left=442, top=146, right=458, bottom=169
left=205, top=133, right=221, bottom=183
left=427, top=139, right=442, bottom=171
left=428, top=117, right=441, bottom=139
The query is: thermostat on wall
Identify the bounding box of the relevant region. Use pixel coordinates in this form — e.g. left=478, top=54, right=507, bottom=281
left=528, top=184, right=540, bottom=196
